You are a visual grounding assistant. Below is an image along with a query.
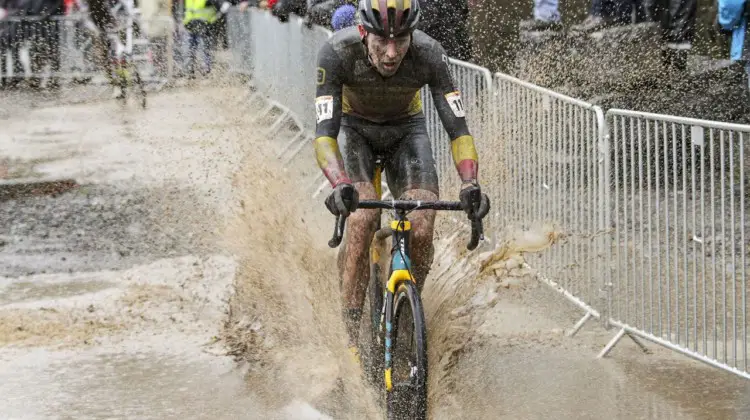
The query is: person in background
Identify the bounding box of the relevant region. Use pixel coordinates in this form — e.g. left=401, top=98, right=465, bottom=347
left=330, top=2, right=354, bottom=31
left=718, top=0, right=749, bottom=82
left=0, top=0, right=25, bottom=88
left=183, top=0, right=231, bottom=77
left=307, top=0, right=355, bottom=28
left=570, top=0, right=647, bottom=32
left=25, top=0, right=65, bottom=89
left=519, top=0, right=562, bottom=32
left=270, top=0, right=305, bottom=22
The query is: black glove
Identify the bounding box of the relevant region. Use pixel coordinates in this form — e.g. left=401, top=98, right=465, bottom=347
left=459, top=183, right=490, bottom=220
left=325, top=183, right=359, bottom=217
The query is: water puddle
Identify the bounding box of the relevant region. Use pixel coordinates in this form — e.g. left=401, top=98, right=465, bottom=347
left=0, top=279, right=116, bottom=306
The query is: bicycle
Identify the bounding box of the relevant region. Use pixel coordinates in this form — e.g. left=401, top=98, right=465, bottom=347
left=108, top=0, right=146, bottom=108
left=328, top=163, right=488, bottom=420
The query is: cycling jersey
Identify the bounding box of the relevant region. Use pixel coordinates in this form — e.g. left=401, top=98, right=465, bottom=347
left=313, top=26, right=479, bottom=189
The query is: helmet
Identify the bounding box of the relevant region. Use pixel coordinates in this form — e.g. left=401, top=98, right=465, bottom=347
left=358, top=0, right=421, bottom=38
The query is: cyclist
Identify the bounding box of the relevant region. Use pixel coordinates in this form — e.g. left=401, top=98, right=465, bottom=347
left=314, top=0, right=490, bottom=361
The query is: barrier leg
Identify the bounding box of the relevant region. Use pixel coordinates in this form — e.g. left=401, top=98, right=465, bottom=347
left=597, top=328, right=625, bottom=358
left=597, top=328, right=650, bottom=358
left=567, top=311, right=593, bottom=337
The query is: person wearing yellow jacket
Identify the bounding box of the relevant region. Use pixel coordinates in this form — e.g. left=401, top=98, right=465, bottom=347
left=183, top=0, right=231, bottom=77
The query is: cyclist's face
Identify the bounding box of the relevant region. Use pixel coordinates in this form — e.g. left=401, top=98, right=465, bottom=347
left=366, top=33, right=411, bottom=77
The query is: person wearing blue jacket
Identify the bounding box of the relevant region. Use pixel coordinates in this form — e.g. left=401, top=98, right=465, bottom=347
left=718, top=0, right=749, bottom=81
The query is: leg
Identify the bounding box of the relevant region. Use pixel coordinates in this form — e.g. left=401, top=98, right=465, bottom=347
left=338, top=124, right=379, bottom=347
left=384, top=118, right=440, bottom=289
left=400, top=189, right=437, bottom=291
left=187, top=30, right=199, bottom=77
left=46, top=19, right=61, bottom=88
left=202, top=23, right=215, bottom=74
left=88, top=0, right=115, bottom=82
left=340, top=181, right=379, bottom=345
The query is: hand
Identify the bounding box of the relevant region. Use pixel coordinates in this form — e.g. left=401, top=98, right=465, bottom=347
left=325, top=183, right=359, bottom=217
left=238, top=1, right=249, bottom=11
left=0, top=8, right=8, bottom=20
left=220, top=1, right=231, bottom=14
left=459, top=182, right=490, bottom=219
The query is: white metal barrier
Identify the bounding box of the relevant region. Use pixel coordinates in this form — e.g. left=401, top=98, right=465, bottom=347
left=491, top=72, right=609, bottom=336
left=422, top=58, right=493, bottom=201
left=225, top=7, right=750, bottom=381
left=601, top=109, right=750, bottom=379
left=1, top=14, right=174, bottom=85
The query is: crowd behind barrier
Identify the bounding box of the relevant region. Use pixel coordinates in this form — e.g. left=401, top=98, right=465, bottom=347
left=226, top=7, right=750, bottom=381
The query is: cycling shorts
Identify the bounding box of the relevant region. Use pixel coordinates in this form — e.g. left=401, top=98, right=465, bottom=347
left=340, top=112, right=439, bottom=199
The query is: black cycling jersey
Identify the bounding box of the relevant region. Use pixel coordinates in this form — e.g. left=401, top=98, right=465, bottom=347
left=313, top=26, right=479, bottom=188
left=314, top=26, right=471, bottom=139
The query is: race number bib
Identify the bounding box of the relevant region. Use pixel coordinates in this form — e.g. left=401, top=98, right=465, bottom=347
left=445, top=91, right=466, bottom=118
left=315, top=96, right=334, bottom=123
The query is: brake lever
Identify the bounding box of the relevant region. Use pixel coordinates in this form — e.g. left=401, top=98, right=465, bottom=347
left=328, top=214, right=346, bottom=248
left=466, top=215, right=485, bottom=251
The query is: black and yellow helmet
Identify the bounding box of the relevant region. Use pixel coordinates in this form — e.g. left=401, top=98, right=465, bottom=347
left=358, top=0, right=421, bottom=38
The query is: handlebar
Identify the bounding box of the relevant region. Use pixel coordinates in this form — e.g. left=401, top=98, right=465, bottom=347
left=328, top=200, right=486, bottom=251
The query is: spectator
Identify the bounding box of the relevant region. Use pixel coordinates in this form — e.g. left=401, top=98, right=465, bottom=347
left=211, top=0, right=253, bottom=50
left=519, top=0, right=562, bottom=31
left=571, top=0, right=646, bottom=32
left=183, top=0, right=231, bottom=77
left=652, top=0, right=696, bottom=71
left=718, top=0, right=749, bottom=78
left=271, top=0, right=305, bottom=22
left=0, top=0, right=28, bottom=88
left=307, top=0, right=355, bottom=28
left=570, top=0, right=695, bottom=71
left=330, top=2, right=355, bottom=31
left=419, top=0, right=473, bottom=61
left=24, top=0, right=65, bottom=89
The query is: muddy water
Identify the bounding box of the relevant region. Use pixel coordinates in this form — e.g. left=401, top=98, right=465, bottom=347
left=3, top=80, right=750, bottom=420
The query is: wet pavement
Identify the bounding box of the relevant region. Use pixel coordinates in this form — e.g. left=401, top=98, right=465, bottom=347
left=2, top=80, right=750, bottom=419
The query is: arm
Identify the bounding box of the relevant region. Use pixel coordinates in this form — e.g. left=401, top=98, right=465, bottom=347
left=427, top=43, right=479, bottom=185
left=314, top=41, right=351, bottom=187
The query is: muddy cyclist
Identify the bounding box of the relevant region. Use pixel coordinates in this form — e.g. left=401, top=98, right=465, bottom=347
left=313, top=0, right=491, bottom=361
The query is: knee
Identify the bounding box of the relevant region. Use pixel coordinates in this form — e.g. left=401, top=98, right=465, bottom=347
left=348, top=207, right=379, bottom=236
left=410, top=212, right=435, bottom=246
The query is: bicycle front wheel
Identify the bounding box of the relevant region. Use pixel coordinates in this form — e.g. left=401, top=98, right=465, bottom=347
left=387, top=280, right=427, bottom=420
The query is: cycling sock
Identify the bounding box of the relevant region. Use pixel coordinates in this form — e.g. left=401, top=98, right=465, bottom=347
left=343, top=308, right=362, bottom=346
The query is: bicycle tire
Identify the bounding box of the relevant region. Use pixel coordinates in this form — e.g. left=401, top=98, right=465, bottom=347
left=364, top=260, right=385, bottom=387
left=387, top=280, right=427, bottom=420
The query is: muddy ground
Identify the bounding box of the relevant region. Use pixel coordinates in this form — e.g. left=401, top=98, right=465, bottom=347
left=2, top=76, right=750, bottom=419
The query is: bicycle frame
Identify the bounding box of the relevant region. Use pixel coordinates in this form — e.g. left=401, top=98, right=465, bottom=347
left=371, top=163, right=417, bottom=392
left=378, top=214, right=415, bottom=392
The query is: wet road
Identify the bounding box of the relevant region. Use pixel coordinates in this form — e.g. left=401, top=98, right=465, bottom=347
left=2, top=81, right=750, bottom=419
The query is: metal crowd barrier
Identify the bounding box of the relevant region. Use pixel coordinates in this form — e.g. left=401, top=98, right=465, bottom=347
left=491, top=72, right=609, bottom=336
left=225, top=7, right=750, bottom=381
left=1, top=16, right=61, bottom=81
left=1, top=14, right=174, bottom=85
left=600, top=109, right=750, bottom=379
left=422, top=58, right=493, bottom=203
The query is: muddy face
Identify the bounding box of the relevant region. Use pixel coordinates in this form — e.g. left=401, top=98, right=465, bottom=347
left=366, top=33, right=411, bottom=77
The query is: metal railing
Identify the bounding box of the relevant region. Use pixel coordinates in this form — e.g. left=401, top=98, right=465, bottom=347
left=1, top=14, right=174, bottom=84
left=601, top=109, right=750, bottom=379
left=421, top=58, right=493, bottom=202
left=225, top=7, right=750, bottom=381
left=491, top=72, right=609, bottom=336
